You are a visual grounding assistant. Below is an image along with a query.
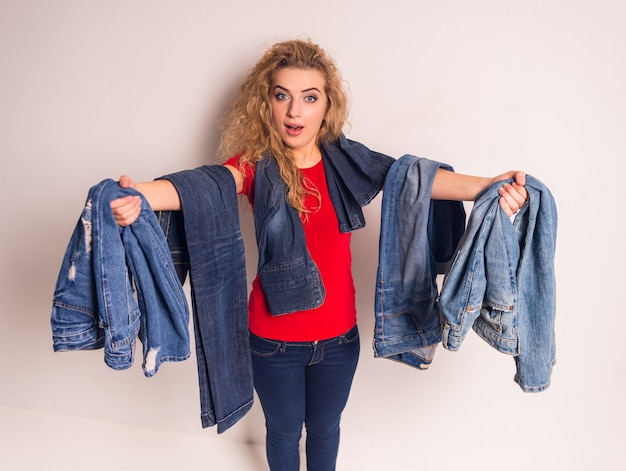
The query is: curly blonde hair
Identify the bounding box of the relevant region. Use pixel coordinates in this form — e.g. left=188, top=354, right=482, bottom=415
left=217, top=39, right=349, bottom=214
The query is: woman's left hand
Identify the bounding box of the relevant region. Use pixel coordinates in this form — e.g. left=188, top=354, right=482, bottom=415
left=493, top=171, right=528, bottom=217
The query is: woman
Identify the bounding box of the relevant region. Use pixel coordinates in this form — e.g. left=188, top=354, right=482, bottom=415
left=112, top=39, right=527, bottom=471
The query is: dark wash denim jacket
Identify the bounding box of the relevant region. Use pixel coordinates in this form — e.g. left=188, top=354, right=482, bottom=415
left=439, top=175, right=557, bottom=392
left=374, top=155, right=466, bottom=369
left=159, top=165, right=254, bottom=434
left=254, top=135, right=395, bottom=315
left=51, top=179, right=190, bottom=377
left=153, top=138, right=392, bottom=429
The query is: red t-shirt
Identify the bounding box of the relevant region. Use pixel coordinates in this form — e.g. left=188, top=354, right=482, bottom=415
left=225, top=156, right=357, bottom=341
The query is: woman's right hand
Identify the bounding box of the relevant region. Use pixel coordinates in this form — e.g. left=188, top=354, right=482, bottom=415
left=111, top=175, right=142, bottom=227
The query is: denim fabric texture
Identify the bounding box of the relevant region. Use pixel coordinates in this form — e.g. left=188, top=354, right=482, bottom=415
left=156, top=210, right=189, bottom=284
left=374, top=155, right=466, bottom=369
left=254, top=135, right=394, bottom=316
left=254, top=156, right=327, bottom=315
left=250, top=325, right=360, bottom=471
left=51, top=179, right=190, bottom=377
left=439, top=175, right=558, bottom=392
left=160, top=165, right=254, bottom=433
left=321, top=135, right=395, bottom=232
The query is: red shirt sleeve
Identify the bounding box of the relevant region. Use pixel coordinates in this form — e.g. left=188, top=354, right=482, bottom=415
left=224, top=155, right=255, bottom=203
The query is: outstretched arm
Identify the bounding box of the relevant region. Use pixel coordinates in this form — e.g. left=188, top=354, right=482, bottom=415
left=110, top=176, right=181, bottom=226
left=110, top=165, right=244, bottom=227
left=431, top=168, right=527, bottom=216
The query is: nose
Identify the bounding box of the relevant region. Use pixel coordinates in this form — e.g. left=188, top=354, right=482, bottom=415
left=287, top=100, right=300, bottom=118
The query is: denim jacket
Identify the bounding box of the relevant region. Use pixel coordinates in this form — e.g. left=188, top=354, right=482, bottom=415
left=51, top=179, right=190, bottom=377
left=159, top=165, right=254, bottom=434
left=254, top=135, right=394, bottom=315
left=439, top=175, right=557, bottom=392
left=253, top=156, right=327, bottom=315
left=374, top=155, right=466, bottom=369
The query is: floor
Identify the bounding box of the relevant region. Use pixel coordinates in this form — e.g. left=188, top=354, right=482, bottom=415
left=0, top=404, right=408, bottom=471
left=0, top=403, right=271, bottom=470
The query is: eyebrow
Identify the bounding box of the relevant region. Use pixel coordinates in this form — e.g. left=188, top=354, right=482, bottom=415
left=273, top=85, right=322, bottom=94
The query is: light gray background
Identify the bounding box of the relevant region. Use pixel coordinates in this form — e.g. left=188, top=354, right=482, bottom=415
left=2, top=1, right=624, bottom=469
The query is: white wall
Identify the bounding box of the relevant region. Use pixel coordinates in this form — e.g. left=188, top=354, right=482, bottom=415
left=1, top=0, right=624, bottom=469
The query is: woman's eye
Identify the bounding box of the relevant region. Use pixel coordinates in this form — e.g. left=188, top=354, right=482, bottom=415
left=305, top=95, right=317, bottom=103
left=275, top=93, right=289, bottom=101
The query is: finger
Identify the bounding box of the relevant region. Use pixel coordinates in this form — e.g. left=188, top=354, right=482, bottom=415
left=498, top=193, right=515, bottom=217
left=498, top=185, right=523, bottom=215
left=512, top=182, right=528, bottom=203
left=110, top=195, right=139, bottom=210
left=111, top=196, right=141, bottom=226
left=113, top=208, right=140, bottom=226
left=513, top=171, right=526, bottom=186
left=502, top=183, right=527, bottom=208
left=507, top=182, right=528, bottom=207
left=118, top=175, right=136, bottom=189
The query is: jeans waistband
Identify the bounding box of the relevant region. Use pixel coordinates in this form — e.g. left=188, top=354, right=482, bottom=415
left=250, top=324, right=358, bottom=347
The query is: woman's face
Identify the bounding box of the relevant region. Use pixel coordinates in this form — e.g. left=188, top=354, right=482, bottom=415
left=270, top=67, right=328, bottom=154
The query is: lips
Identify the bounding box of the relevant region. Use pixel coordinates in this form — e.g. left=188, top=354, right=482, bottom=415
left=285, top=124, right=303, bottom=136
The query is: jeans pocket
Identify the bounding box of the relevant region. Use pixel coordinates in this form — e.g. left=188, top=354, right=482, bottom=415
left=249, top=333, right=282, bottom=357
left=341, top=325, right=360, bottom=345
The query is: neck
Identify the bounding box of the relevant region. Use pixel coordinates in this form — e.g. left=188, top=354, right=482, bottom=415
left=291, top=146, right=322, bottom=169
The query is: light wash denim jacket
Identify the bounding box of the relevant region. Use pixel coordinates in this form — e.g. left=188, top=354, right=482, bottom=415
left=51, top=179, right=190, bottom=377
left=439, top=175, right=558, bottom=392
left=159, top=165, right=254, bottom=434
left=374, top=155, right=466, bottom=369
left=254, top=135, right=394, bottom=315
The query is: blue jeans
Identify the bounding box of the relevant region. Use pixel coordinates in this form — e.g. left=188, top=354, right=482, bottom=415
left=250, top=325, right=360, bottom=471
left=159, top=166, right=253, bottom=432
left=374, top=155, right=465, bottom=369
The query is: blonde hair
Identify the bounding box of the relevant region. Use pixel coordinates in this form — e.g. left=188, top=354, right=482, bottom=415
left=218, top=39, right=349, bottom=214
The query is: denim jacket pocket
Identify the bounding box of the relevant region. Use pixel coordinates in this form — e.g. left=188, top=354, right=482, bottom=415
left=473, top=301, right=520, bottom=355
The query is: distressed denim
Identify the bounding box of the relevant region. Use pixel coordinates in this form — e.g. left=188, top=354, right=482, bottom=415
left=374, top=155, right=466, bottom=369
left=160, top=165, right=254, bottom=433
left=439, top=175, right=558, bottom=392
left=51, top=179, right=190, bottom=377
left=254, top=135, right=394, bottom=315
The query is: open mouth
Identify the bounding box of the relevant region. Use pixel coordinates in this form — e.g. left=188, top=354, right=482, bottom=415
left=285, top=124, right=303, bottom=136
